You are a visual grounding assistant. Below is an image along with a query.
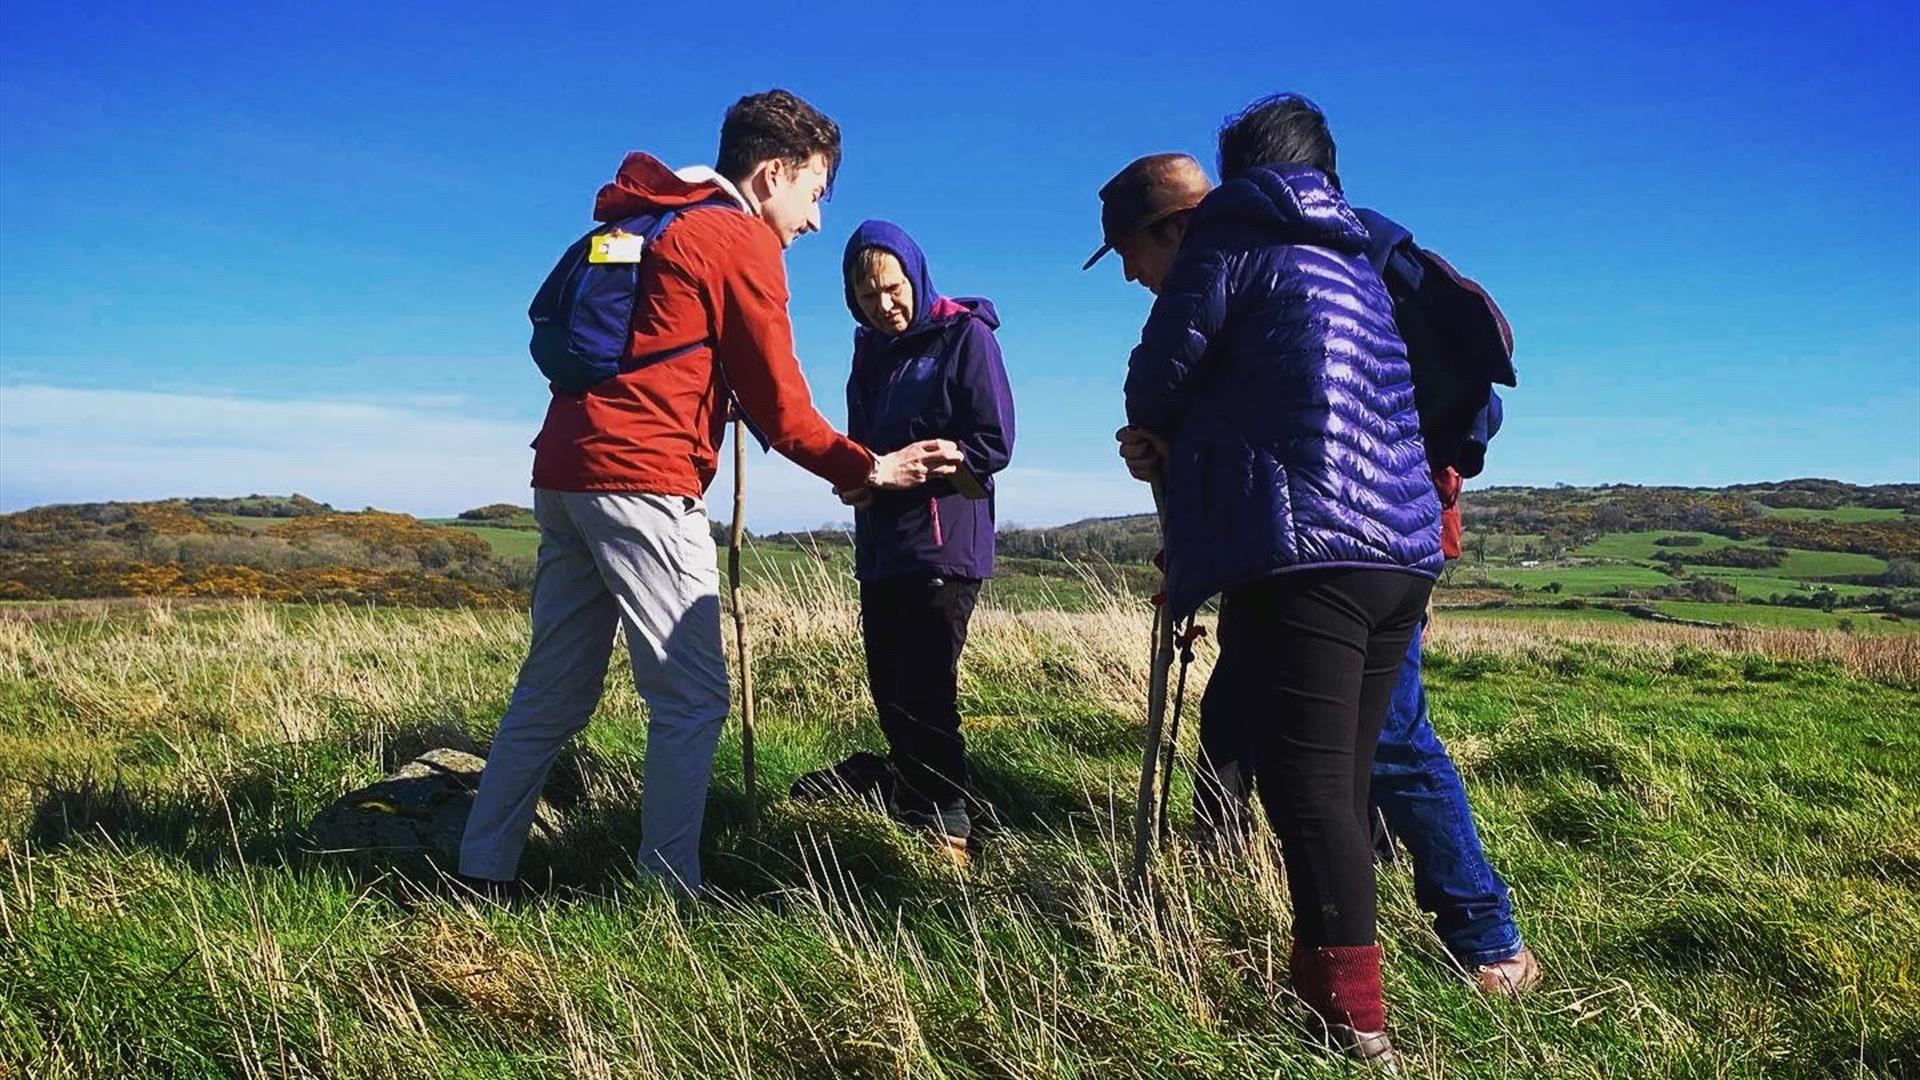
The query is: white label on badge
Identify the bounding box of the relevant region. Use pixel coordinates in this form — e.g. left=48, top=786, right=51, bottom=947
left=590, top=231, right=646, bottom=264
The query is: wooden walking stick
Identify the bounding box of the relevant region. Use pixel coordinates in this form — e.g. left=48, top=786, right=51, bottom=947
left=727, top=416, right=759, bottom=832
left=1129, top=479, right=1177, bottom=893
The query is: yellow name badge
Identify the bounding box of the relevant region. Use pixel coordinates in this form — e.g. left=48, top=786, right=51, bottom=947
left=589, top=229, right=646, bottom=264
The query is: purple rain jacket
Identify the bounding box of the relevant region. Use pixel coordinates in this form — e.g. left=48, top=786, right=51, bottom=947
left=1124, top=165, right=1443, bottom=620
left=843, top=220, right=1016, bottom=583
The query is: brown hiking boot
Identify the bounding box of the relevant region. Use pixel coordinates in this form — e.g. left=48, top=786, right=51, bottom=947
left=929, top=830, right=970, bottom=868
left=898, top=798, right=972, bottom=869
left=1472, top=946, right=1541, bottom=997
left=1327, top=1025, right=1399, bottom=1073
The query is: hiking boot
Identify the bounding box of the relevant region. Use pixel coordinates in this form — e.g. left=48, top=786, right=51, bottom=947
left=1471, top=945, right=1541, bottom=997
left=897, top=798, right=972, bottom=869
left=452, top=873, right=527, bottom=905
left=1289, top=943, right=1395, bottom=1070
left=1326, top=1024, right=1399, bottom=1073
left=926, top=829, right=971, bottom=868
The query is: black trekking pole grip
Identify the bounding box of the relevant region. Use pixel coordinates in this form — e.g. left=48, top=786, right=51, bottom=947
left=1157, top=619, right=1198, bottom=847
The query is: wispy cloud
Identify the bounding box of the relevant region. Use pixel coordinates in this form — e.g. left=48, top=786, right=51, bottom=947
left=0, top=384, right=535, bottom=517
left=0, top=384, right=1146, bottom=527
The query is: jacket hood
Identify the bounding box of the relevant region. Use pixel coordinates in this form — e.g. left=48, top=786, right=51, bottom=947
left=843, top=219, right=944, bottom=333
left=943, top=296, right=999, bottom=330
left=1193, top=165, right=1369, bottom=253
left=861, top=298, right=1002, bottom=352
left=592, top=152, right=741, bottom=222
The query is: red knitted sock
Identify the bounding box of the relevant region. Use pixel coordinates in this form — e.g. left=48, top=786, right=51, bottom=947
left=1288, top=943, right=1386, bottom=1032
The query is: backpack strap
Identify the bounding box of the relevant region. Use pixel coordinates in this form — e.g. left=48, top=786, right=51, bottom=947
left=615, top=197, right=773, bottom=451
left=613, top=196, right=733, bottom=374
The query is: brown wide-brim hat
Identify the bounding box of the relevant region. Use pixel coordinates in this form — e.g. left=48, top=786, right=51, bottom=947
left=1083, top=152, right=1213, bottom=270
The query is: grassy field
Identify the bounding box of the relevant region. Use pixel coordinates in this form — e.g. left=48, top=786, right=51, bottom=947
left=1467, top=565, right=1678, bottom=596
left=1768, top=549, right=1889, bottom=581
left=375, top=508, right=1918, bottom=631
left=1443, top=599, right=1908, bottom=635
left=1566, top=532, right=1890, bottom=582
left=443, top=525, right=542, bottom=560
left=1645, top=601, right=1905, bottom=633
left=1571, top=531, right=1751, bottom=561
left=1762, top=506, right=1909, bottom=523
left=432, top=511, right=541, bottom=531
left=179, top=513, right=1920, bottom=640
left=1440, top=597, right=1915, bottom=634
left=1433, top=603, right=1649, bottom=627
left=1684, top=570, right=1885, bottom=603
left=2, top=573, right=1916, bottom=1079
left=1462, top=523, right=1915, bottom=634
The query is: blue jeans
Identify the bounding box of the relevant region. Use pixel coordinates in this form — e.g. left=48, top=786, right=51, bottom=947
left=1192, top=622, right=1522, bottom=966
left=1369, top=627, right=1522, bottom=966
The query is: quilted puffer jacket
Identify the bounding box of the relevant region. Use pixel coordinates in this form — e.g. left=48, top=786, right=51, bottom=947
left=1123, top=164, right=1442, bottom=620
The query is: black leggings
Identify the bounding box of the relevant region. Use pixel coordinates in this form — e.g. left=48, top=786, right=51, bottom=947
left=1199, top=568, right=1431, bottom=947
left=860, top=576, right=980, bottom=811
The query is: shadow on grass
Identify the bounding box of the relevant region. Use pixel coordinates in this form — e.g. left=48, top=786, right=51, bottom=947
left=19, top=715, right=1154, bottom=921
left=22, top=720, right=611, bottom=901
left=1612, top=894, right=1832, bottom=997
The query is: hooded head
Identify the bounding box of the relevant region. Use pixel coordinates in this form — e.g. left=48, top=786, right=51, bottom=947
left=843, top=220, right=939, bottom=336
left=1195, top=164, right=1369, bottom=253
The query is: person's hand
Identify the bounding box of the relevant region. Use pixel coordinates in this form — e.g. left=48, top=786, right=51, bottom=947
left=1115, top=426, right=1169, bottom=483
left=835, top=485, right=875, bottom=510
left=868, top=439, right=964, bottom=490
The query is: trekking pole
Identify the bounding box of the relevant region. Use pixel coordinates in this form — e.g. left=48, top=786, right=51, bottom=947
left=727, top=415, right=759, bottom=832
left=1129, top=480, right=1177, bottom=894
left=1156, top=619, right=1206, bottom=847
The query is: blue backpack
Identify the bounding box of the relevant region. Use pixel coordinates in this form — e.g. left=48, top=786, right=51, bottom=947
left=527, top=197, right=733, bottom=395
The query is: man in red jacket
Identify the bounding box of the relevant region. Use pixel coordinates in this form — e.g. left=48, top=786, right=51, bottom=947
left=462, top=90, right=961, bottom=895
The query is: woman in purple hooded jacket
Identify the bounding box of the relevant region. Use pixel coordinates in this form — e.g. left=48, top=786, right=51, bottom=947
left=834, top=219, right=1015, bottom=861
left=1115, top=97, right=1440, bottom=1065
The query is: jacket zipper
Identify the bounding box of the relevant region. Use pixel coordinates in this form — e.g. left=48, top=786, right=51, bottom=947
left=868, top=326, right=953, bottom=552
left=877, top=347, right=913, bottom=429
left=872, top=320, right=952, bottom=434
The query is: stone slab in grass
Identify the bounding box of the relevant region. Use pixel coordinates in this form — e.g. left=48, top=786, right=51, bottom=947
left=307, top=748, right=559, bottom=866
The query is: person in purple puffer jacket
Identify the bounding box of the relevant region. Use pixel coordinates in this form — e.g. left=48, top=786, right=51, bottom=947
left=831, top=219, right=1015, bottom=861
left=1109, top=96, right=1440, bottom=1067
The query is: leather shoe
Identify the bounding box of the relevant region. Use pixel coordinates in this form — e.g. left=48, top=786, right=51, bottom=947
left=1472, top=946, right=1541, bottom=997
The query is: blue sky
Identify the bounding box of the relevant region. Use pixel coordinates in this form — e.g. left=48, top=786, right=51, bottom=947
left=2, top=1, right=1916, bottom=527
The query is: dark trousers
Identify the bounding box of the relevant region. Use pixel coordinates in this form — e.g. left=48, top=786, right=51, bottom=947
left=1198, top=624, right=1524, bottom=965
left=1198, top=568, right=1431, bottom=947
left=860, top=575, right=980, bottom=817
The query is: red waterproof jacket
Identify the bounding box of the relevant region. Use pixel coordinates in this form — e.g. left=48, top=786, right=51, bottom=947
left=532, top=153, right=873, bottom=495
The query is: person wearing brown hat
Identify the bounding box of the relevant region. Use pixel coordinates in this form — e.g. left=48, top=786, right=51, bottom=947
left=1083, top=152, right=1212, bottom=286
left=1088, top=98, right=1540, bottom=1071
left=1086, top=153, right=1210, bottom=491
